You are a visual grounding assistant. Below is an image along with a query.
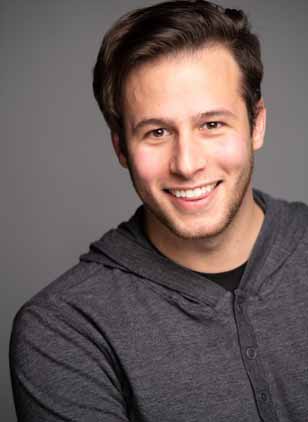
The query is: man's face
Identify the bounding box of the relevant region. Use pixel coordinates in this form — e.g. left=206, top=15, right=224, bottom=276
left=114, top=46, right=265, bottom=241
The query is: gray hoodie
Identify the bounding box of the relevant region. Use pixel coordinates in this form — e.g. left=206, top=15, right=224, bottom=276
left=10, top=190, right=308, bottom=421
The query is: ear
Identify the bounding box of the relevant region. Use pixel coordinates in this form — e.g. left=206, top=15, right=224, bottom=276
left=111, top=133, right=128, bottom=168
left=252, top=99, right=266, bottom=151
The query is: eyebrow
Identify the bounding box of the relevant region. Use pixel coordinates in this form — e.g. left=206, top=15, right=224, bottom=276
left=131, top=109, right=236, bottom=135
left=196, top=109, right=237, bottom=121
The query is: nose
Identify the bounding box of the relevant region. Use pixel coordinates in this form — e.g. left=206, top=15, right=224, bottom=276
left=169, top=132, right=207, bottom=178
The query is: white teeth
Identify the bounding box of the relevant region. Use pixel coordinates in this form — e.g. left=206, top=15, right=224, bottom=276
left=169, top=183, right=217, bottom=199
left=195, top=188, right=202, bottom=197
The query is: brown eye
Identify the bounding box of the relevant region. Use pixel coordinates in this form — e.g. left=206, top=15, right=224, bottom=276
left=151, top=128, right=166, bottom=137
left=206, top=122, right=221, bottom=129
left=202, top=121, right=223, bottom=130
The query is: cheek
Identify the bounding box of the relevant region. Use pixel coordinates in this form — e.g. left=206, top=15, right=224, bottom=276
left=130, top=146, right=168, bottom=182
left=213, top=136, right=251, bottom=170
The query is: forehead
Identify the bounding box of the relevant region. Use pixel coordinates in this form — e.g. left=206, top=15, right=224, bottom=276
left=122, top=45, right=244, bottom=123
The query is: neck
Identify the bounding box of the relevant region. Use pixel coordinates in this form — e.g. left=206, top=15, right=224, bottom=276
left=145, top=190, right=264, bottom=273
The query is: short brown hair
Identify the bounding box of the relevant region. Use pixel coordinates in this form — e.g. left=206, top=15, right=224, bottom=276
left=93, top=0, right=263, bottom=137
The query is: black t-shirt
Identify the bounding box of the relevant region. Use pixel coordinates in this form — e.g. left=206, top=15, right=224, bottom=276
left=197, top=262, right=247, bottom=292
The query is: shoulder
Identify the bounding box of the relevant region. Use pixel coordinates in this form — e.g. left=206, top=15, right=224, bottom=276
left=276, top=196, right=308, bottom=228
left=257, top=190, right=308, bottom=224
left=10, top=260, right=135, bottom=356
left=254, top=191, right=308, bottom=263
left=9, top=259, right=138, bottom=397
left=9, top=261, right=131, bottom=420
left=14, top=260, right=111, bottom=314
left=266, top=193, right=308, bottom=259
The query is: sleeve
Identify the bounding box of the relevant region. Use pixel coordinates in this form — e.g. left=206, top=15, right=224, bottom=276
left=9, top=300, right=130, bottom=422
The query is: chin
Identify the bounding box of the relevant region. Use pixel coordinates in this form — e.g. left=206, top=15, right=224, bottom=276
left=166, top=214, right=233, bottom=240
left=146, top=203, right=233, bottom=241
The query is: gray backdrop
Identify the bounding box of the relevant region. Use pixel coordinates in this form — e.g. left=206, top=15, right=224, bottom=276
left=2, top=0, right=308, bottom=419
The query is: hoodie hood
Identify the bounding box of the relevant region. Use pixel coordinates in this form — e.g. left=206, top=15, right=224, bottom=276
left=80, top=190, right=308, bottom=307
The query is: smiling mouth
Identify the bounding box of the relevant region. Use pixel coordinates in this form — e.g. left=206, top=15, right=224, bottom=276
left=165, top=181, right=221, bottom=200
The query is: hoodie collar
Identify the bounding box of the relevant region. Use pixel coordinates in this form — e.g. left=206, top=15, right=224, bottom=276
left=81, top=190, right=308, bottom=307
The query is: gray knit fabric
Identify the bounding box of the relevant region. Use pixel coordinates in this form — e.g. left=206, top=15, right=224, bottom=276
left=10, top=190, right=308, bottom=421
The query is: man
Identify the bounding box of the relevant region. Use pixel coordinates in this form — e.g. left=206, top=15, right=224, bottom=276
left=10, top=1, right=308, bottom=421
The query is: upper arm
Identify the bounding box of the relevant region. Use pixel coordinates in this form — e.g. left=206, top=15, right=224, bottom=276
left=9, top=302, right=130, bottom=422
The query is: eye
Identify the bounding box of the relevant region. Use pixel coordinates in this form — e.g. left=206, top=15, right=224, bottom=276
left=201, top=121, right=224, bottom=130
left=147, top=128, right=169, bottom=138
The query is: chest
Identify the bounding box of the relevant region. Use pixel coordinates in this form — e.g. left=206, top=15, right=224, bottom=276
left=108, top=278, right=308, bottom=422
